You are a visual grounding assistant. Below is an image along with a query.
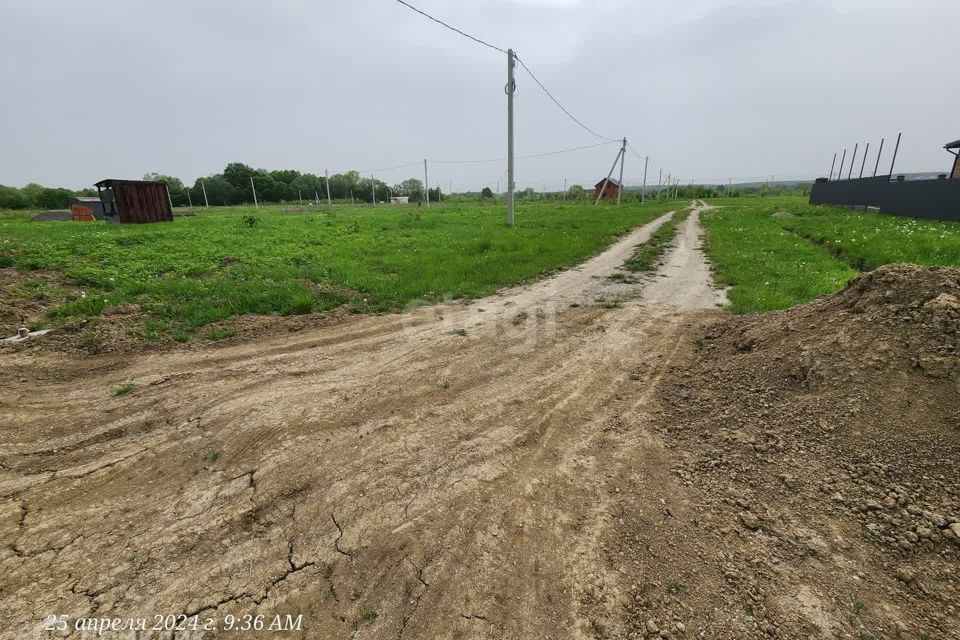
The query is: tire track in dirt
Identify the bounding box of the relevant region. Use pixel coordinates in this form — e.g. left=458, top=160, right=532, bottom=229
left=0, top=204, right=726, bottom=639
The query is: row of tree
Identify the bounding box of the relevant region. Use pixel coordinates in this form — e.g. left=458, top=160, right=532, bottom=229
left=1, top=161, right=812, bottom=211
left=0, top=183, right=95, bottom=210
left=148, top=164, right=444, bottom=207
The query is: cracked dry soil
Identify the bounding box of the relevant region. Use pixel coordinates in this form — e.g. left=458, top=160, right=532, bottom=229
left=2, top=205, right=957, bottom=639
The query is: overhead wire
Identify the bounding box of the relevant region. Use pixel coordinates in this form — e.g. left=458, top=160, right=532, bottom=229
left=355, top=161, right=423, bottom=174
left=392, top=0, right=506, bottom=54
left=513, top=55, right=618, bottom=143
left=432, top=140, right=617, bottom=164
left=386, top=2, right=647, bottom=186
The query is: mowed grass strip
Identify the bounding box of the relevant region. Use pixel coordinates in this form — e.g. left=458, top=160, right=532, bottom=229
left=0, top=201, right=679, bottom=338
left=700, top=199, right=857, bottom=313
left=623, top=208, right=690, bottom=272
left=776, top=204, right=960, bottom=270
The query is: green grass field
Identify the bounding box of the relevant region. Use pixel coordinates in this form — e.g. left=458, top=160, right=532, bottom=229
left=701, top=196, right=960, bottom=313
left=0, top=201, right=681, bottom=340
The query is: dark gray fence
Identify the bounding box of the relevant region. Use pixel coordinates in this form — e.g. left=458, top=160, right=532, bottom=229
left=809, top=176, right=960, bottom=221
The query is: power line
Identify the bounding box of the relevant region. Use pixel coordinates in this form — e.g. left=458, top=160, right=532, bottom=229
left=355, top=161, right=423, bottom=174
left=393, top=0, right=506, bottom=54
left=513, top=55, right=617, bottom=143
left=432, top=140, right=616, bottom=164
left=626, top=141, right=647, bottom=160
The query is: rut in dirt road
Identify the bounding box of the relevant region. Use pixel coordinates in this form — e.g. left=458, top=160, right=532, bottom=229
left=1, top=205, right=724, bottom=639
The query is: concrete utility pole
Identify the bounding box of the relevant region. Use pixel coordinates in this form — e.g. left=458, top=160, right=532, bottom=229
left=371, top=174, right=376, bottom=205
left=506, top=48, right=516, bottom=227
left=165, top=185, right=174, bottom=211
left=324, top=169, right=332, bottom=207
left=859, top=142, right=870, bottom=179
left=616, top=142, right=628, bottom=206
left=595, top=145, right=624, bottom=206
left=185, top=187, right=193, bottom=209
left=563, top=178, right=567, bottom=201
left=250, top=177, right=259, bottom=208
left=314, top=190, right=321, bottom=205
left=656, top=169, right=662, bottom=200
left=298, top=189, right=303, bottom=206
left=423, top=159, right=430, bottom=208
left=641, top=156, right=649, bottom=204
left=201, top=180, right=209, bottom=207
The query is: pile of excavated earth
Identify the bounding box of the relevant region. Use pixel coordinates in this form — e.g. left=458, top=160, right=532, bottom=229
left=643, top=264, right=959, bottom=638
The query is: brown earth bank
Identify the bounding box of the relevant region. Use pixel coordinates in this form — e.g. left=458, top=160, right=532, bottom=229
left=647, top=264, right=959, bottom=639
left=0, top=265, right=364, bottom=357
left=1, top=208, right=957, bottom=640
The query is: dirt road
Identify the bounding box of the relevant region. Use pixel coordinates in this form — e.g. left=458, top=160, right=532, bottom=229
left=0, top=204, right=731, bottom=639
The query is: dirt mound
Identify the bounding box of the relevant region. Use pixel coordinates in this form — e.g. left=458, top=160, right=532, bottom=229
left=651, top=264, right=959, bottom=638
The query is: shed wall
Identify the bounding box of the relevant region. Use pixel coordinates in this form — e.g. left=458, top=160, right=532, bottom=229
left=113, top=182, right=173, bottom=223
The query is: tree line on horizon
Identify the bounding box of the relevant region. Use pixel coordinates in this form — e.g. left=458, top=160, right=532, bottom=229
left=150, top=163, right=443, bottom=207
left=1, top=161, right=811, bottom=210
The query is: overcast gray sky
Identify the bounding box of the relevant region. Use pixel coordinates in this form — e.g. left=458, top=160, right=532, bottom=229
left=2, top=0, right=958, bottom=192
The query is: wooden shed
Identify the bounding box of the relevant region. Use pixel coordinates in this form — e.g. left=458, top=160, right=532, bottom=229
left=594, top=177, right=621, bottom=201
left=94, top=179, right=173, bottom=224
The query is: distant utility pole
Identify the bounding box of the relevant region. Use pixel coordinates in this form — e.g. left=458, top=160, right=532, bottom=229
left=563, top=177, right=567, bottom=201
left=324, top=169, right=332, bottom=207
left=185, top=186, right=193, bottom=209
left=314, top=190, right=321, bottom=205
left=506, top=48, right=516, bottom=227
left=656, top=169, right=662, bottom=200
left=201, top=180, right=209, bottom=207
left=616, top=137, right=627, bottom=206
left=859, top=142, right=870, bottom=179
left=298, top=189, right=303, bottom=206
left=371, top=174, right=376, bottom=205
left=423, top=159, right=430, bottom=208
left=873, top=138, right=885, bottom=177
left=250, top=177, right=259, bottom=208
left=641, top=156, right=649, bottom=204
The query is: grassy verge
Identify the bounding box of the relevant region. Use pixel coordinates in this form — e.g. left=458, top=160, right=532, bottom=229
left=623, top=208, right=690, bottom=272
left=777, top=206, right=960, bottom=270
left=700, top=196, right=960, bottom=313
left=700, top=199, right=857, bottom=313
left=0, top=201, right=681, bottom=339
